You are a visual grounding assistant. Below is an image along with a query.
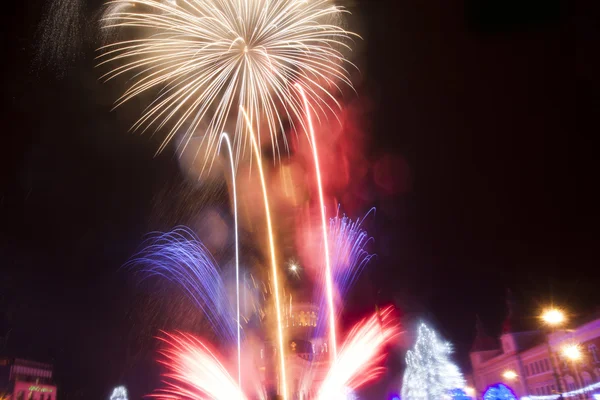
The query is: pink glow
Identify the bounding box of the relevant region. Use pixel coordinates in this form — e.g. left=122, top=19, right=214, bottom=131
left=153, top=332, right=246, bottom=400
left=13, top=381, right=57, bottom=400
left=317, top=306, right=401, bottom=399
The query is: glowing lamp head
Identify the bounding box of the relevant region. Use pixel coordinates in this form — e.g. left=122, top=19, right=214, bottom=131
left=562, top=344, right=582, bottom=361
left=541, top=308, right=566, bottom=326
left=465, top=386, right=476, bottom=396
left=290, top=264, right=298, bottom=272
left=502, top=370, right=518, bottom=380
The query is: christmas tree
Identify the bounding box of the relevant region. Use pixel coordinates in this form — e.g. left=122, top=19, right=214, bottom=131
left=401, top=323, right=465, bottom=400
left=109, top=386, right=128, bottom=400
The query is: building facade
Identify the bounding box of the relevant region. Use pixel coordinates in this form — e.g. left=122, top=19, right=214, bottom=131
left=258, top=302, right=331, bottom=399
left=470, top=316, right=600, bottom=399
left=0, top=359, right=57, bottom=400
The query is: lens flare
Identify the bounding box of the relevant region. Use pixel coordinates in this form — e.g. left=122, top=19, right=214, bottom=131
left=98, top=0, right=357, bottom=168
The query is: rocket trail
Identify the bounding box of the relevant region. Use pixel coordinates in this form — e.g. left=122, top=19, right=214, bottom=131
left=240, top=106, right=288, bottom=400
left=218, top=132, right=242, bottom=396
left=296, top=84, right=338, bottom=360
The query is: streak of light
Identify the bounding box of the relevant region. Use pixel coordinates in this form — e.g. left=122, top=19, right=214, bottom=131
left=296, top=83, right=337, bottom=360
left=156, top=332, right=246, bottom=400
left=218, top=132, right=242, bottom=396
left=317, top=306, right=401, bottom=399
left=98, top=0, right=357, bottom=170
left=241, top=106, right=288, bottom=400
left=128, top=227, right=236, bottom=342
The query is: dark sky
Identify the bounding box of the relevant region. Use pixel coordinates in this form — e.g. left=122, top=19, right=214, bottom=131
left=2, top=0, right=598, bottom=399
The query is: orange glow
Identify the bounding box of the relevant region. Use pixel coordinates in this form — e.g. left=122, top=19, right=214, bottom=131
left=562, top=344, right=582, bottom=361
left=541, top=308, right=566, bottom=326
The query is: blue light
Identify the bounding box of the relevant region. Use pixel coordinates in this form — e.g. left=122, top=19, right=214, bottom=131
left=483, top=384, right=516, bottom=400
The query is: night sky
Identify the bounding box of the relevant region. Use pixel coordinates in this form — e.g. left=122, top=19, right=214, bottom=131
left=2, top=0, right=598, bottom=399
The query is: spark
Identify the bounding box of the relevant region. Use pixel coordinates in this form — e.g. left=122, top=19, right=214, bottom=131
left=297, top=84, right=337, bottom=360
left=154, top=332, right=246, bottom=400
left=312, top=208, right=375, bottom=342
left=317, top=306, right=400, bottom=399
left=128, top=227, right=237, bottom=343
left=329, top=208, right=375, bottom=300
left=241, top=106, right=288, bottom=400
left=218, top=132, right=242, bottom=394
left=98, top=0, right=357, bottom=168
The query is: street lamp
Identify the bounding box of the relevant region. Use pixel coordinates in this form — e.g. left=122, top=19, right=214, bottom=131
left=562, top=343, right=585, bottom=399
left=540, top=306, right=567, bottom=395
left=502, top=370, right=518, bottom=381
left=541, top=308, right=566, bottom=327
left=562, top=344, right=582, bottom=361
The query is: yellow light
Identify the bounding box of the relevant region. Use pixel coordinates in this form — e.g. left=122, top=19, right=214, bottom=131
left=562, top=344, right=582, bottom=361
left=465, top=386, right=476, bottom=396
left=242, top=107, right=288, bottom=400
left=502, top=370, right=518, bottom=380
left=541, top=308, right=566, bottom=326
left=290, top=264, right=298, bottom=273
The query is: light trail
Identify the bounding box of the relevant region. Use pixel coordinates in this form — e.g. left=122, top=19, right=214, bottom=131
left=241, top=106, right=288, bottom=400
left=128, top=227, right=236, bottom=342
left=218, top=132, right=242, bottom=396
left=155, top=332, right=246, bottom=400
left=317, top=306, right=400, bottom=399
left=296, top=84, right=337, bottom=360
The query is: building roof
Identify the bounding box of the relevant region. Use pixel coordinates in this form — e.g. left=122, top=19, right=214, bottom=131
left=471, top=316, right=499, bottom=352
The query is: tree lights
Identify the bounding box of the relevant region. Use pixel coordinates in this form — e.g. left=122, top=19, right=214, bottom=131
left=401, top=323, right=465, bottom=400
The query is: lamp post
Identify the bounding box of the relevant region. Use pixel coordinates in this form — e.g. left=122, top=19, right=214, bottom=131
left=562, top=344, right=585, bottom=400
left=541, top=308, right=567, bottom=395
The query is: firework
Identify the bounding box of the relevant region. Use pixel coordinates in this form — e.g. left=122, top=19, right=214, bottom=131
left=317, top=306, right=400, bottom=399
left=241, top=107, right=288, bottom=399
left=329, top=207, right=375, bottom=300
left=311, top=207, right=375, bottom=342
left=128, top=227, right=237, bottom=343
left=218, top=132, right=242, bottom=391
left=36, top=0, right=83, bottom=75
left=297, top=84, right=338, bottom=360
left=154, top=306, right=398, bottom=400
left=155, top=332, right=246, bottom=400
left=98, top=0, right=356, bottom=167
